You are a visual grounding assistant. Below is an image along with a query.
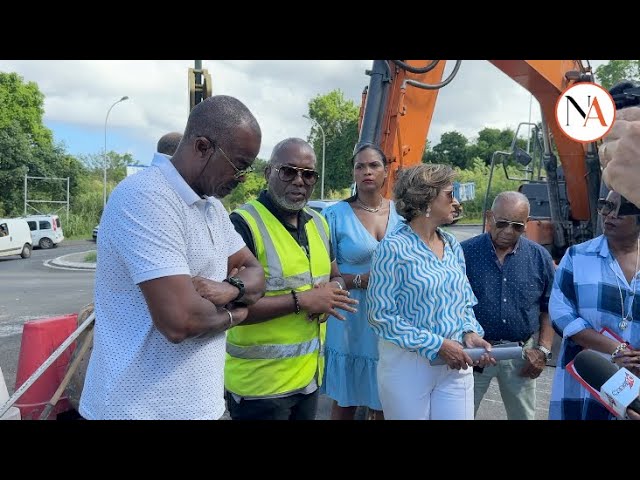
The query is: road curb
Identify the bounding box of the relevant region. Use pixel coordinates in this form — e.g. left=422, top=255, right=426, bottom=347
left=46, top=251, right=96, bottom=270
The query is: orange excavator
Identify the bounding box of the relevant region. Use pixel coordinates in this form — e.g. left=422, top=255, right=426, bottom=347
left=354, top=60, right=603, bottom=261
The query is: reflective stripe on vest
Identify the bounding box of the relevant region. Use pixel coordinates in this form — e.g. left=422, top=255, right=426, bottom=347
left=227, top=337, right=321, bottom=359
left=240, top=203, right=330, bottom=291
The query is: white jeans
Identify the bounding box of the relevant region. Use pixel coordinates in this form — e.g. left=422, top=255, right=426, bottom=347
left=377, top=339, right=474, bottom=420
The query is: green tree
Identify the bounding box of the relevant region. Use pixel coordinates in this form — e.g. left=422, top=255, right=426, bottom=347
left=430, top=131, right=470, bottom=169
left=0, top=120, right=85, bottom=217
left=0, top=72, right=86, bottom=227
left=220, top=158, right=269, bottom=211
left=306, top=89, right=360, bottom=198
left=595, top=60, right=640, bottom=90
left=79, top=151, right=138, bottom=185
left=0, top=72, right=53, bottom=148
left=467, top=127, right=518, bottom=165
left=454, top=158, right=523, bottom=219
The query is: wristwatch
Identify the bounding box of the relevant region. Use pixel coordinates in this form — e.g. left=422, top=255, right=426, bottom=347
left=535, top=345, right=552, bottom=361
left=224, top=276, right=245, bottom=303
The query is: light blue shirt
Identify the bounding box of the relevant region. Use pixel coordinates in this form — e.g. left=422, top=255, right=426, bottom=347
left=367, top=222, right=483, bottom=361
left=548, top=235, right=640, bottom=420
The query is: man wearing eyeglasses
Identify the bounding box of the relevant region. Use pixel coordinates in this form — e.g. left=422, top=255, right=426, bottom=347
left=79, top=96, right=266, bottom=420
left=461, top=191, right=556, bottom=420
left=225, top=137, right=359, bottom=420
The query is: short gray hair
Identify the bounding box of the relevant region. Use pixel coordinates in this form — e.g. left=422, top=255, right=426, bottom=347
left=269, top=138, right=315, bottom=166
left=394, top=164, right=455, bottom=222
left=491, top=191, right=530, bottom=215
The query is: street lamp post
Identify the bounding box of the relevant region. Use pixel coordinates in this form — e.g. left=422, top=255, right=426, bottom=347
left=104, top=96, right=129, bottom=208
left=303, top=115, right=326, bottom=199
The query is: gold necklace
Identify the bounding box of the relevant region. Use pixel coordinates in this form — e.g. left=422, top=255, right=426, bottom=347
left=610, top=237, right=640, bottom=330
left=356, top=196, right=383, bottom=213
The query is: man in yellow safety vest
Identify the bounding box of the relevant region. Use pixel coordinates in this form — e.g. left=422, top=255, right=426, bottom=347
left=226, top=137, right=358, bottom=420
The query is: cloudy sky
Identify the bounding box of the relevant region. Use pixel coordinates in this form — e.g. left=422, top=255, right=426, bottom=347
left=0, top=60, right=607, bottom=164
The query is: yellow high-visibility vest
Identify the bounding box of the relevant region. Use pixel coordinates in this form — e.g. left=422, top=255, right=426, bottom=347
left=225, top=199, right=331, bottom=397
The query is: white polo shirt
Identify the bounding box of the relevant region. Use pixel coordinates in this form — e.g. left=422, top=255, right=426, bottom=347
left=80, top=153, right=245, bottom=420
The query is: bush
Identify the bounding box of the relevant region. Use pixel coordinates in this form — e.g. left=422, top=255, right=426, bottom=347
left=455, top=158, right=523, bottom=220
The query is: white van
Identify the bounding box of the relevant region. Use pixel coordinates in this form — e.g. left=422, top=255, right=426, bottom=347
left=0, top=218, right=32, bottom=259
left=24, top=214, right=64, bottom=249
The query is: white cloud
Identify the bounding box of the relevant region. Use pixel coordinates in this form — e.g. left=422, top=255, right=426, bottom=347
left=0, top=59, right=608, bottom=162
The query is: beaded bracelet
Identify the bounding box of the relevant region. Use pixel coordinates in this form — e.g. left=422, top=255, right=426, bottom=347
left=291, top=290, right=301, bottom=314
left=611, top=342, right=629, bottom=363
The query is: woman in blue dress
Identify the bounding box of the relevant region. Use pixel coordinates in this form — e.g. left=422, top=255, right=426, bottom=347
left=320, top=144, right=401, bottom=420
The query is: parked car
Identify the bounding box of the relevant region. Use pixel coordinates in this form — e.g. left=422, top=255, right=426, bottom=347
left=92, top=225, right=99, bottom=241
left=306, top=199, right=339, bottom=213
left=24, top=214, right=64, bottom=249
left=0, top=218, right=32, bottom=259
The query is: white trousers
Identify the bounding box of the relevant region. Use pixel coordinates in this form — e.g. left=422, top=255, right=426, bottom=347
left=377, top=339, right=474, bottom=420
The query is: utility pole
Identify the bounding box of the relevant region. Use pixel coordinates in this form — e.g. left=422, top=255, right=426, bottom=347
left=189, top=60, right=212, bottom=112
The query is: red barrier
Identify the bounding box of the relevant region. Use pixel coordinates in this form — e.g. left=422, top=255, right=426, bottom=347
left=14, top=314, right=78, bottom=420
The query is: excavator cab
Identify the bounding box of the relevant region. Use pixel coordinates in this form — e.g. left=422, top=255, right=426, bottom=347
left=481, top=121, right=574, bottom=259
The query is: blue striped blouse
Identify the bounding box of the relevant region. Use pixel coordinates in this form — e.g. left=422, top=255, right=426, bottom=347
left=367, top=222, right=484, bottom=361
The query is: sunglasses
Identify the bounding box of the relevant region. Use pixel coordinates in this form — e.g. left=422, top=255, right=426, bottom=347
left=597, top=198, right=640, bottom=217
left=493, top=218, right=526, bottom=232
left=274, top=165, right=319, bottom=186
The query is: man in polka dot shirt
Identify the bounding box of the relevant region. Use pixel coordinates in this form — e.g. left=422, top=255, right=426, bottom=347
left=79, top=96, right=267, bottom=420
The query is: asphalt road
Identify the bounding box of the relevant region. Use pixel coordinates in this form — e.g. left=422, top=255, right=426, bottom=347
left=0, top=239, right=96, bottom=395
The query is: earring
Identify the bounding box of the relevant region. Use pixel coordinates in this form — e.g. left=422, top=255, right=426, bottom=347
left=426, top=206, right=431, bottom=218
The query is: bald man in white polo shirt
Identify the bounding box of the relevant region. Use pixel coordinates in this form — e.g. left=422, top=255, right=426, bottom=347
left=80, top=96, right=266, bottom=420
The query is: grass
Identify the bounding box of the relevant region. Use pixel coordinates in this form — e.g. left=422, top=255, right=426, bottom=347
left=455, top=216, right=482, bottom=225
left=84, top=251, right=97, bottom=262
left=66, top=233, right=94, bottom=241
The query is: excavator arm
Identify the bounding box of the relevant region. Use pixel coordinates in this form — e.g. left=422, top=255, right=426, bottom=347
left=491, top=60, right=597, bottom=222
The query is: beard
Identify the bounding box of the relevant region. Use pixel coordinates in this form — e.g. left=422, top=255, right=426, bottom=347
left=267, top=184, right=307, bottom=212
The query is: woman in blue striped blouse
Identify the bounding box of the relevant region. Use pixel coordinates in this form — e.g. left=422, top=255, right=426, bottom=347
left=367, top=164, right=494, bottom=420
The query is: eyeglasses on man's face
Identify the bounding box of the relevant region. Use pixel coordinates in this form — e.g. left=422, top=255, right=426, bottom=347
left=274, top=165, right=319, bottom=186
left=492, top=217, right=526, bottom=233
left=217, top=145, right=254, bottom=180
left=201, top=136, right=254, bottom=179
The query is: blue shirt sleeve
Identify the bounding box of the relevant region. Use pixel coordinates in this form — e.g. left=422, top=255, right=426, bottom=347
left=549, top=247, right=592, bottom=338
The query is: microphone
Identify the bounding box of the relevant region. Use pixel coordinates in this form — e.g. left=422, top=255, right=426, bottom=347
left=573, top=350, right=640, bottom=419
